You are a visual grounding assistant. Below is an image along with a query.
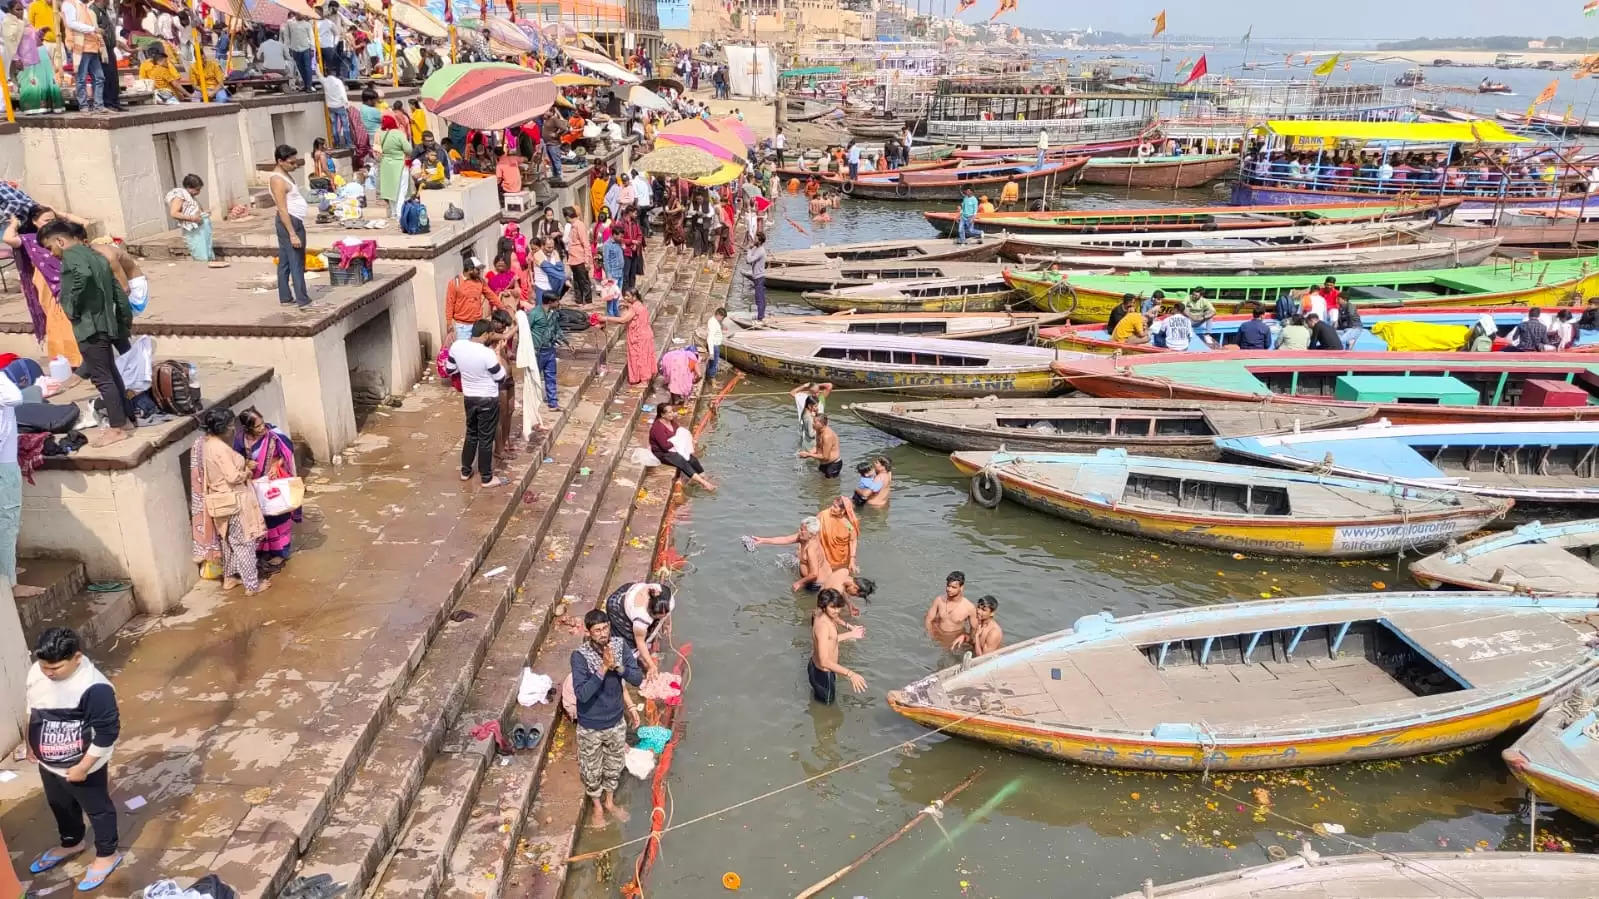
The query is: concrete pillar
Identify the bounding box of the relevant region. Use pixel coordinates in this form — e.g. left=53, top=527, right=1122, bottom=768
left=0, top=580, right=31, bottom=755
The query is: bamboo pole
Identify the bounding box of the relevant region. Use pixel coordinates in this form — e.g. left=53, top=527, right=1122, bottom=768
left=191, top=25, right=211, bottom=102
left=793, top=767, right=984, bottom=899
left=0, top=54, right=14, bottom=122
left=387, top=3, right=397, bottom=86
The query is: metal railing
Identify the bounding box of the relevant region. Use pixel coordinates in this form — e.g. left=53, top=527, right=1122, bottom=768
left=1240, top=163, right=1581, bottom=199
left=926, top=114, right=1153, bottom=146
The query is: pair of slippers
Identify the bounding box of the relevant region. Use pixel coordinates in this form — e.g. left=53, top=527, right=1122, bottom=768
left=27, top=847, right=122, bottom=891
left=510, top=723, right=543, bottom=751
left=281, top=872, right=347, bottom=899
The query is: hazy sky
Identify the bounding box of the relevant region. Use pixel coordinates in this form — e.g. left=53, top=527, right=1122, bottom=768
left=945, top=0, right=1586, bottom=41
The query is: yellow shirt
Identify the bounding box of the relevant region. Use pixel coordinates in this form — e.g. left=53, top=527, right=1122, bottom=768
left=188, top=58, right=224, bottom=92
left=26, top=0, right=55, bottom=33
left=139, top=59, right=182, bottom=93
left=410, top=108, right=426, bottom=145
left=1111, top=313, right=1147, bottom=342
left=977, top=200, right=996, bottom=214
left=1000, top=182, right=1020, bottom=204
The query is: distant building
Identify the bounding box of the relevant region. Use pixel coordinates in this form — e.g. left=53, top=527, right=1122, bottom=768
left=1528, top=40, right=1547, bottom=50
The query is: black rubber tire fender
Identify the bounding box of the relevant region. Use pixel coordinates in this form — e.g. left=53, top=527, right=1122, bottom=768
left=971, top=470, right=1004, bottom=509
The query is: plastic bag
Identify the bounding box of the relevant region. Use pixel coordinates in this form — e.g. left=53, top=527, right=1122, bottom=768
left=518, top=667, right=553, bottom=707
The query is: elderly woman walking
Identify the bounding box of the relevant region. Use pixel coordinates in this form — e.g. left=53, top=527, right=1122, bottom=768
left=377, top=112, right=412, bottom=210
left=193, top=408, right=271, bottom=595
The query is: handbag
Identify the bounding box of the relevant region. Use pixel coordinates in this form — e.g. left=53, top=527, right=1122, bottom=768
left=204, top=489, right=239, bottom=518
left=250, top=433, right=304, bottom=517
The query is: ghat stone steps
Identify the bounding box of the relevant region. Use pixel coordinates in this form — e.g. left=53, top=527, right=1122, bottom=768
left=277, top=249, right=702, bottom=898
left=370, top=256, right=729, bottom=899
left=15, top=558, right=137, bottom=654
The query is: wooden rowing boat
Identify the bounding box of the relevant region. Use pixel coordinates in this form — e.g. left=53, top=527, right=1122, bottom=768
left=949, top=448, right=1510, bottom=558
left=850, top=397, right=1375, bottom=457
left=1079, top=153, right=1239, bottom=189
left=1119, top=847, right=1599, bottom=897
left=1504, top=674, right=1599, bottom=830
left=1057, top=351, right=1599, bottom=425
left=730, top=311, right=1068, bottom=344
left=1435, top=220, right=1599, bottom=252
left=719, top=331, right=1078, bottom=397
left=1003, top=221, right=1434, bottom=257
left=923, top=199, right=1460, bottom=237
left=842, top=158, right=1087, bottom=202
left=1218, top=420, right=1599, bottom=507
left=1009, top=256, right=1599, bottom=322
left=769, top=238, right=1006, bottom=268
left=764, top=260, right=1015, bottom=292
left=1410, top=519, right=1599, bottom=593
left=801, top=275, right=1026, bottom=313
left=951, top=132, right=1156, bottom=160
left=890, top=591, right=1597, bottom=773
left=774, top=157, right=956, bottom=181
left=1019, top=237, right=1501, bottom=275
left=1044, top=306, right=1599, bottom=355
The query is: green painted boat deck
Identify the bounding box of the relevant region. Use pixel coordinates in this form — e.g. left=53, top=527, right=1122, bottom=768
left=1333, top=375, right=1478, bottom=405
left=1134, top=360, right=1275, bottom=395
left=1015, top=256, right=1599, bottom=300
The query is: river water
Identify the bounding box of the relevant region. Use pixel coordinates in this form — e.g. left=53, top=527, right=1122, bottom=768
left=566, top=190, right=1595, bottom=898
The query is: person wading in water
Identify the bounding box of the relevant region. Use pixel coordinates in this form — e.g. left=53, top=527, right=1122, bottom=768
left=925, top=570, right=977, bottom=652
left=809, top=588, right=865, bottom=704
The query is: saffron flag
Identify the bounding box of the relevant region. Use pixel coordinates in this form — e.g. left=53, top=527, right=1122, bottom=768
left=989, top=0, right=1016, bottom=21
left=1151, top=10, right=1165, bottom=37
left=1313, top=53, right=1339, bottom=77
left=1535, top=79, right=1559, bottom=106
left=1587, top=0, right=1598, bottom=16
left=1180, top=54, right=1208, bottom=86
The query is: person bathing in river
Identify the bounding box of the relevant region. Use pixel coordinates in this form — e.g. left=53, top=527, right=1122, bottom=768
left=798, top=413, right=842, bottom=478
left=791, top=382, right=833, bottom=452
left=749, top=515, right=831, bottom=592
left=852, top=461, right=883, bottom=508
left=810, top=588, right=866, bottom=704
left=818, top=568, right=874, bottom=617
left=952, top=595, right=1003, bottom=658
left=869, top=457, right=893, bottom=507
left=926, top=571, right=977, bottom=652
left=817, top=495, right=859, bottom=573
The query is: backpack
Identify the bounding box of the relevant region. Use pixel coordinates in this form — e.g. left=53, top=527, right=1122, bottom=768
left=1273, top=291, right=1295, bottom=323
left=400, top=197, right=430, bottom=235
left=556, top=307, right=591, bottom=332
left=152, top=360, right=203, bottom=415
left=435, top=345, right=462, bottom=391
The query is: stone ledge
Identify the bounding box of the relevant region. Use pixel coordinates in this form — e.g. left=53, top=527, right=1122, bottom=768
left=15, top=102, right=241, bottom=130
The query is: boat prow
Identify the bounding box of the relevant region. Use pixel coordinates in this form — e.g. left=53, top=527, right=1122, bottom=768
left=1504, top=674, right=1599, bottom=828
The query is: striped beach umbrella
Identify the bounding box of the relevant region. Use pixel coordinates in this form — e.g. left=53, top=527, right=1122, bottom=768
left=420, top=62, right=556, bottom=130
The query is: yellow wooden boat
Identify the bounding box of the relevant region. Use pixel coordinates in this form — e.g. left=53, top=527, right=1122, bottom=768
left=1504, top=674, right=1599, bottom=827
left=1007, top=256, right=1599, bottom=323
left=800, top=275, right=1025, bottom=314
left=888, top=592, right=1599, bottom=772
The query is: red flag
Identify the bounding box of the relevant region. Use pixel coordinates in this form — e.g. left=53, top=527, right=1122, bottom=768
left=1180, top=54, right=1208, bottom=86
left=957, top=0, right=976, bottom=10
left=989, top=0, right=1017, bottom=21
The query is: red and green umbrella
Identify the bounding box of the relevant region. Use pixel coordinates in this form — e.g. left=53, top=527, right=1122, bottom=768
left=421, top=62, right=557, bottom=131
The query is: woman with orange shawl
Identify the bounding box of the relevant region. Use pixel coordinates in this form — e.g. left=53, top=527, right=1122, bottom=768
left=816, top=495, right=859, bottom=573
left=589, top=165, right=610, bottom=221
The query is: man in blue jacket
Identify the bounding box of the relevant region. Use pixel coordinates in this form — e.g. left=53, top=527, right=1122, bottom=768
left=571, top=608, right=643, bottom=828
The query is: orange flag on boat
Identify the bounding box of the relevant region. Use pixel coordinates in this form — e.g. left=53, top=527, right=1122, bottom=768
left=990, top=0, right=1016, bottom=21
left=957, top=0, right=975, bottom=9
left=1576, top=54, right=1599, bottom=78
left=1180, top=54, right=1208, bottom=86
left=1534, top=79, right=1559, bottom=106
left=1150, top=10, right=1165, bottom=37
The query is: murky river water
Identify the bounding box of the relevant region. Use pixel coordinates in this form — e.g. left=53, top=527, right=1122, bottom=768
left=567, top=189, right=1596, bottom=898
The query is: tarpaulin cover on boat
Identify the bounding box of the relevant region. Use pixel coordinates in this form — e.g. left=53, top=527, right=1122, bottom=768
left=1370, top=320, right=1471, bottom=352
left=1257, top=120, right=1531, bottom=144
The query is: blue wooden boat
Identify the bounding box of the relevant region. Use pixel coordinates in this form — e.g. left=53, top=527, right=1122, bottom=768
left=1218, top=420, right=1599, bottom=506
left=889, top=592, right=1599, bottom=772
left=1410, top=519, right=1599, bottom=593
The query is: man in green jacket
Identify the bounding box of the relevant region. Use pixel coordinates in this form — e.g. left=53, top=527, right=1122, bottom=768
left=39, top=221, right=134, bottom=446
left=524, top=292, right=562, bottom=411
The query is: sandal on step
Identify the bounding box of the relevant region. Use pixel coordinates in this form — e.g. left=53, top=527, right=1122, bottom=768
left=29, top=844, right=84, bottom=874
left=282, top=873, right=347, bottom=899
left=75, top=852, right=122, bottom=891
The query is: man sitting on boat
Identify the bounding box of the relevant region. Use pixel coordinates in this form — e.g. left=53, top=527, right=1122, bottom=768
left=1150, top=309, right=1208, bottom=353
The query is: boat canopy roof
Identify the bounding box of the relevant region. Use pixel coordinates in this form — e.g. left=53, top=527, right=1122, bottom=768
left=780, top=66, right=842, bottom=78
left=1257, top=119, right=1531, bottom=144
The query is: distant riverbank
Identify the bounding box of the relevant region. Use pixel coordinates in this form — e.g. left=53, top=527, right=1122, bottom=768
left=1346, top=49, right=1588, bottom=67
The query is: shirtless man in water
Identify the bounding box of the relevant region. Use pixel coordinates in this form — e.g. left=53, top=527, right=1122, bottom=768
left=818, top=568, right=875, bottom=617
left=953, top=595, right=1003, bottom=658
left=809, top=588, right=865, bottom=703
left=925, top=570, right=977, bottom=651
left=750, top=516, right=830, bottom=593
left=798, top=413, right=843, bottom=478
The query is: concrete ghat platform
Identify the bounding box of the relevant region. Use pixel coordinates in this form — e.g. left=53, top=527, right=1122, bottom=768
left=0, top=260, right=420, bottom=463
left=126, top=177, right=505, bottom=357
left=21, top=361, right=285, bottom=615
left=0, top=246, right=701, bottom=898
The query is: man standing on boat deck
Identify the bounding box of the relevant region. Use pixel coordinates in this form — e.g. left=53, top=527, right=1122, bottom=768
left=1036, top=129, right=1050, bottom=169
left=927, top=571, right=977, bottom=652
left=810, top=589, right=865, bottom=703
left=846, top=141, right=862, bottom=181
left=955, top=187, right=980, bottom=245
left=798, top=413, right=843, bottom=478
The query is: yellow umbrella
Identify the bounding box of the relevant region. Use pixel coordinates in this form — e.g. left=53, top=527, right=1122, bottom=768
left=692, top=161, right=745, bottom=187
left=553, top=72, right=609, bottom=88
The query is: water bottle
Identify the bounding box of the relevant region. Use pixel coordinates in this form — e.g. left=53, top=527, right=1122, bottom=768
left=48, top=356, right=70, bottom=383
left=187, top=364, right=199, bottom=394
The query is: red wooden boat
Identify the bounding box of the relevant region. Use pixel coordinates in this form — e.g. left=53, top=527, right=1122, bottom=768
left=922, top=198, right=1461, bottom=237
left=844, top=157, right=1088, bottom=202
left=951, top=130, right=1161, bottom=160
left=1078, top=153, right=1239, bottom=189
left=1055, top=351, right=1599, bottom=425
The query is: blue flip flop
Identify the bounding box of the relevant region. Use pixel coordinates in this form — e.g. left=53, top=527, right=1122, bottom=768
left=76, top=852, right=123, bottom=892
left=28, top=845, right=84, bottom=874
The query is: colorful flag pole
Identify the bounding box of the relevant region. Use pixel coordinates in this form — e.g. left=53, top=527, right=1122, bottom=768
left=1179, top=53, right=1207, bottom=87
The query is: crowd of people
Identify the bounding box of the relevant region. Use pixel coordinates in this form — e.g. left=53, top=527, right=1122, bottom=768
left=1241, top=146, right=1592, bottom=197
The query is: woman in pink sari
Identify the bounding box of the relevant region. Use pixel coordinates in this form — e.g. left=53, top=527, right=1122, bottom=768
left=600, top=290, right=656, bottom=386
left=658, top=346, right=700, bottom=403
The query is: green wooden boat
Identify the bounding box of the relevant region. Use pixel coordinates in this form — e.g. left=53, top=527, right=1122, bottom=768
left=1010, top=256, right=1599, bottom=322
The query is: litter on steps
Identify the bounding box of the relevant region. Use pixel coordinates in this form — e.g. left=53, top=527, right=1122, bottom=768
left=519, top=668, right=554, bottom=707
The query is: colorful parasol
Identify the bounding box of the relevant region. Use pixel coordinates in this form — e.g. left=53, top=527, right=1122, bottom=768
left=634, top=145, right=724, bottom=179
left=421, top=62, right=557, bottom=130
left=458, top=15, right=535, bottom=53
left=692, top=161, right=745, bottom=187
left=711, top=116, right=757, bottom=148
left=361, top=0, right=446, bottom=38
left=656, top=118, right=748, bottom=163
left=553, top=72, right=610, bottom=88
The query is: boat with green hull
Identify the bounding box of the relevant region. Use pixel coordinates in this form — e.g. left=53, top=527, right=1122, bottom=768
left=1010, top=256, right=1599, bottom=322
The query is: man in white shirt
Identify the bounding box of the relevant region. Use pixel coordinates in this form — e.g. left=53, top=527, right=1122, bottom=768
left=323, top=75, right=350, bottom=147
left=255, top=33, right=291, bottom=78
left=316, top=3, right=343, bottom=80
left=283, top=14, right=316, bottom=90
left=846, top=141, right=862, bottom=180
left=772, top=128, right=786, bottom=166
left=1036, top=129, right=1049, bottom=169
left=705, top=307, right=726, bottom=378
left=444, top=320, right=509, bottom=488
left=631, top=168, right=653, bottom=238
